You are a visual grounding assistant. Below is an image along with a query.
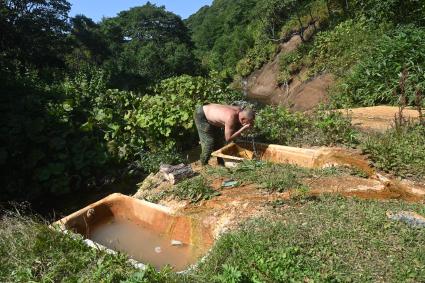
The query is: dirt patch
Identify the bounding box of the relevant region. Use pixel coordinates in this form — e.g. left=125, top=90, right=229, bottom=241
left=246, top=55, right=280, bottom=101
left=271, top=73, right=334, bottom=111
left=245, top=25, right=333, bottom=111
left=246, top=52, right=333, bottom=112
left=340, top=106, right=422, bottom=133
left=169, top=179, right=290, bottom=237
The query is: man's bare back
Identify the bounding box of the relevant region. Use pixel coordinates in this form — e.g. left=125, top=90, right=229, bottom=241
left=203, top=104, right=241, bottom=127
left=203, top=104, right=252, bottom=142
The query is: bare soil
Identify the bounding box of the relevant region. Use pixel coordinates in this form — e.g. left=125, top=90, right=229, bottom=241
left=245, top=25, right=333, bottom=112
left=340, top=106, right=422, bottom=132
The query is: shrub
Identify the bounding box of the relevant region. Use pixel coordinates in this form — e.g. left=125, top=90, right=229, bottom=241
left=1, top=67, right=243, bottom=201
left=1, top=68, right=114, bottom=201
left=362, top=124, right=425, bottom=179
left=351, top=0, right=425, bottom=26
left=127, top=74, right=243, bottom=152
left=255, top=105, right=357, bottom=146
left=132, top=150, right=184, bottom=175
left=336, top=26, right=425, bottom=107
left=236, top=39, right=277, bottom=77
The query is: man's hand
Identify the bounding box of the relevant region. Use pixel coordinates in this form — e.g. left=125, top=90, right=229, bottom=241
left=226, top=123, right=252, bottom=142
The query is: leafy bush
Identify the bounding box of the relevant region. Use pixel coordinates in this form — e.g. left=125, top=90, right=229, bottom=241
left=133, top=150, right=184, bottom=175
left=126, top=74, right=243, bottom=152
left=351, top=0, right=425, bottom=26
left=362, top=124, right=425, bottom=179
left=336, top=26, right=425, bottom=107
left=255, top=106, right=357, bottom=146
left=278, top=49, right=303, bottom=85
left=236, top=39, right=277, bottom=77
left=1, top=68, right=114, bottom=201
left=1, top=67, right=242, bottom=201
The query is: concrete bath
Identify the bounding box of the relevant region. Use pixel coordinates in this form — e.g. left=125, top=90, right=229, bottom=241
left=211, top=141, right=374, bottom=176
left=53, top=193, right=214, bottom=271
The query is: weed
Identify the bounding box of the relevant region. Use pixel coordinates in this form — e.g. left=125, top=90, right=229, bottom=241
left=173, top=175, right=221, bottom=203
left=415, top=87, right=424, bottom=125
left=144, top=190, right=169, bottom=204
left=362, top=124, right=425, bottom=179
left=232, top=161, right=306, bottom=192
left=134, top=149, right=184, bottom=175
left=205, top=161, right=350, bottom=193
left=255, top=105, right=357, bottom=147
left=333, top=26, right=425, bottom=107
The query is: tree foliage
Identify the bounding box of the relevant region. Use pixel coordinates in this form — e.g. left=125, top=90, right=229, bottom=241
left=0, top=0, right=71, bottom=69
left=186, top=0, right=260, bottom=76
left=97, top=3, right=199, bottom=90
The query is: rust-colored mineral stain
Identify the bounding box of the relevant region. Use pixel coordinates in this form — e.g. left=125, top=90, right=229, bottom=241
left=308, top=175, right=425, bottom=202
left=90, top=218, right=202, bottom=271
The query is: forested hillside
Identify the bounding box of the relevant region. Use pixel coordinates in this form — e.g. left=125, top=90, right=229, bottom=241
left=188, top=0, right=425, bottom=106
left=2, top=1, right=425, bottom=282
left=1, top=0, right=425, bottom=202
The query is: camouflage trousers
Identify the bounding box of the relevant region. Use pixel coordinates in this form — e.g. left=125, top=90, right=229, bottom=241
left=194, top=105, right=224, bottom=165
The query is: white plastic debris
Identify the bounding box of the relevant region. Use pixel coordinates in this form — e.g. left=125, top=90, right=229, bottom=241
left=171, top=240, right=183, bottom=246
left=154, top=246, right=162, bottom=253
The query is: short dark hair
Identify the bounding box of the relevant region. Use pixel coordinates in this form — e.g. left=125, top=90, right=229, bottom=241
left=242, top=108, right=255, bottom=120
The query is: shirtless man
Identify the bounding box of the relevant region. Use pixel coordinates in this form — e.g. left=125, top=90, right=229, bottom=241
left=194, top=103, right=255, bottom=165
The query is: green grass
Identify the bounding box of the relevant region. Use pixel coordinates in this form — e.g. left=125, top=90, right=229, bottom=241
left=194, top=196, right=425, bottom=282
left=2, top=196, right=425, bottom=282
left=143, top=175, right=221, bottom=204
left=205, top=161, right=359, bottom=193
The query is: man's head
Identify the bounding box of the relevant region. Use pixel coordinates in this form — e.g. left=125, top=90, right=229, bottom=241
left=239, top=108, right=255, bottom=126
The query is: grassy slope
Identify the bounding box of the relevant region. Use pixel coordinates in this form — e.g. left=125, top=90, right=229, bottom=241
left=2, top=196, right=424, bottom=282
left=196, top=196, right=425, bottom=282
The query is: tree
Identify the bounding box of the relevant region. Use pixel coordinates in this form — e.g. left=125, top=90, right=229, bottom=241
left=186, top=0, right=258, bottom=75
left=0, top=0, right=71, bottom=69
left=98, top=2, right=199, bottom=90
left=66, top=15, right=110, bottom=70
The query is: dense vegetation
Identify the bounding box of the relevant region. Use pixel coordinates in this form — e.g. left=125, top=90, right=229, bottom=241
left=2, top=1, right=425, bottom=281
left=0, top=0, right=241, bottom=202
left=2, top=0, right=424, bottom=201
left=187, top=0, right=425, bottom=106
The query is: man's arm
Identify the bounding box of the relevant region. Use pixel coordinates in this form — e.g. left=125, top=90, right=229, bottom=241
left=224, top=122, right=251, bottom=142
